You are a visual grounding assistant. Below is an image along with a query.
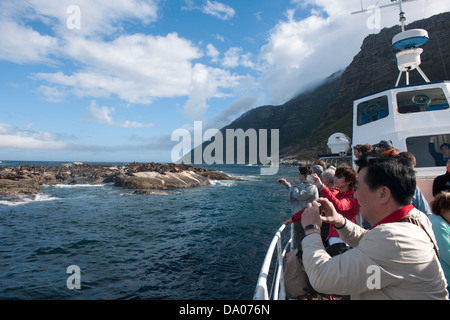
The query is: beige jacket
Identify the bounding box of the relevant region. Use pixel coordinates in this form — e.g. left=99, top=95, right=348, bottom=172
left=302, top=208, right=449, bottom=299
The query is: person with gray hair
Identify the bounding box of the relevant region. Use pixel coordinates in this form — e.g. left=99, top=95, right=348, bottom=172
left=321, top=168, right=335, bottom=189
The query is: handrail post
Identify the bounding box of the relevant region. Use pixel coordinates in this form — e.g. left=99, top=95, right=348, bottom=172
left=254, top=224, right=289, bottom=300
left=290, top=224, right=294, bottom=251
left=276, top=235, right=286, bottom=300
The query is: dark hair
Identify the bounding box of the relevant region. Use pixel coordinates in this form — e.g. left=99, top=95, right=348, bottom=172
left=440, top=143, right=450, bottom=150
left=355, top=155, right=416, bottom=206
left=354, top=150, right=380, bottom=172
left=313, top=159, right=327, bottom=171
left=431, top=192, right=450, bottom=216
left=398, top=151, right=416, bottom=167
left=335, top=165, right=357, bottom=190
left=353, top=144, right=373, bottom=154
left=298, top=165, right=313, bottom=176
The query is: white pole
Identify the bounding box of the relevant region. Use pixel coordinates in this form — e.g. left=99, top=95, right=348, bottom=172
left=396, top=71, right=403, bottom=87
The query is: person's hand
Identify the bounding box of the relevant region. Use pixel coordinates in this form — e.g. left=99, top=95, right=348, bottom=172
left=278, top=178, right=287, bottom=185
left=283, top=218, right=293, bottom=226
left=310, top=173, right=325, bottom=189
left=301, top=201, right=323, bottom=229
left=316, top=198, right=345, bottom=227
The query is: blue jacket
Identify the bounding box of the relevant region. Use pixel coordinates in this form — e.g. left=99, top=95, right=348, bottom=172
left=429, top=142, right=450, bottom=166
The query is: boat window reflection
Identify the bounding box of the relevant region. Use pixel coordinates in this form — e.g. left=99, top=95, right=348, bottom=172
left=397, top=88, right=449, bottom=114
left=357, top=96, right=389, bottom=126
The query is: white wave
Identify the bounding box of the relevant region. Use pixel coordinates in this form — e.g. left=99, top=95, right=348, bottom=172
left=0, top=194, right=59, bottom=206
left=35, top=194, right=60, bottom=202
left=51, top=183, right=108, bottom=189
left=239, top=175, right=261, bottom=181
left=209, top=180, right=236, bottom=187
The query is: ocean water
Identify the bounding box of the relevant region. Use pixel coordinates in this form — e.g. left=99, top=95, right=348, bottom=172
left=0, top=162, right=297, bottom=300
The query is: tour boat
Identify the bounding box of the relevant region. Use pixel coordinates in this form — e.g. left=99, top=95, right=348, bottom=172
left=253, top=1, right=449, bottom=300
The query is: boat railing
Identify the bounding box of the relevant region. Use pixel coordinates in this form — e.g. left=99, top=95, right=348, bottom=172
left=318, top=153, right=353, bottom=167
left=253, top=224, right=294, bottom=300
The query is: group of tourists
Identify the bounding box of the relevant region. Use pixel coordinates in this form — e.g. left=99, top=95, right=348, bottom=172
left=278, top=140, right=449, bottom=300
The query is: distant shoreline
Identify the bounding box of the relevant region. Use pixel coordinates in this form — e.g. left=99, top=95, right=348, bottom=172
left=0, top=162, right=243, bottom=201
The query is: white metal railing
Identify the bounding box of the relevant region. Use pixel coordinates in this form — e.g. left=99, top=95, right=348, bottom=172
left=253, top=224, right=294, bottom=300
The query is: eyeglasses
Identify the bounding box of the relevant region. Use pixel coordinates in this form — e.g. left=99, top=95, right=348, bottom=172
left=335, top=174, right=344, bottom=179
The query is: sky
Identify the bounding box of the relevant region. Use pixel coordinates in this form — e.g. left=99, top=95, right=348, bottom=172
left=0, top=0, right=449, bottom=163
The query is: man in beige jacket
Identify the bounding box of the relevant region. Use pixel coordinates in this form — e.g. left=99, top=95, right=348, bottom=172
left=301, top=155, right=448, bottom=299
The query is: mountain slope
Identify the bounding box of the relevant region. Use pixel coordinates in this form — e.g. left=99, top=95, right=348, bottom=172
left=187, top=12, right=450, bottom=164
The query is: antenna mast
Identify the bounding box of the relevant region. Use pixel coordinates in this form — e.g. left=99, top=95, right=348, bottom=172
left=352, top=0, right=415, bottom=30
left=352, top=0, right=417, bottom=16
left=353, top=0, right=431, bottom=86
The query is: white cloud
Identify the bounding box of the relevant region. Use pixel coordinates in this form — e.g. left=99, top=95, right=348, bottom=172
left=2, top=0, right=450, bottom=129
left=37, top=85, right=68, bottom=103
left=260, top=11, right=324, bottom=69
left=33, top=33, right=201, bottom=103
left=221, top=47, right=255, bottom=69
left=258, top=0, right=450, bottom=104
left=0, top=19, right=59, bottom=64
left=258, top=10, right=340, bottom=104
left=182, top=0, right=235, bottom=21
left=209, top=95, right=259, bottom=129
left=240, top=53, right=255, bottom=69
left=17, top=0, right=158, bottom=37
left=26, top=30, right=244, bottom=118
left=87, top=100, right=154, bottom=128
left=202, top=0, right=236, bottom=20
left=88, top=101, right=115, bottom=125
left=222, top=47, right=241, bottom=68
left=0, top=123, right=68, bottom=150
left=206, top=43, right=220, bottom=62
left=214, top=33, right=225, bottom=42
left=182, top=64, right=242, bottom=120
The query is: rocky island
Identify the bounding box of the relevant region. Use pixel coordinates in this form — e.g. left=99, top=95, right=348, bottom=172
left=0, top=162, right=242, bottom=200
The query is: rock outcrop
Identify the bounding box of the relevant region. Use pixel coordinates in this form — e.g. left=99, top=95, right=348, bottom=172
left=0, top=162, right=241, bottom=199
left=0, top=174, right=43, bottom=196
left=115, top=162, right=239, bottom=194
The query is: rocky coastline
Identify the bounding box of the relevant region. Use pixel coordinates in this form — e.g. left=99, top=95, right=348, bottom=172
left=0, top=162, right=242, bottom=200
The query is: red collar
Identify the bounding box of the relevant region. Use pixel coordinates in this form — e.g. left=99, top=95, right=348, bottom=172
left=370, top=204, right=414, bottom=230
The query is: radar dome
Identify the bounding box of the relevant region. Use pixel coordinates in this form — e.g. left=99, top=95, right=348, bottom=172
left=327, top=133, right=351, bottom=155
left=392, top=29, right=429, bottom=50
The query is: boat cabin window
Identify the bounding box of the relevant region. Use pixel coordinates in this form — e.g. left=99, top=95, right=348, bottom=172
left=357, top=96, right=389, bottom=126
left=406, top=134, right=450, bottom=167
left=397, top=88, right=449, bottom=114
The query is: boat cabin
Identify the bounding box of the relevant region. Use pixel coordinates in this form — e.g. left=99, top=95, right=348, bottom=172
left=352, top=81, right=450, bottom=202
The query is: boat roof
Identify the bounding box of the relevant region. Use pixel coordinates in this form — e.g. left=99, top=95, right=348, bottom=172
left=354, top=80, right=450, bottom=101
